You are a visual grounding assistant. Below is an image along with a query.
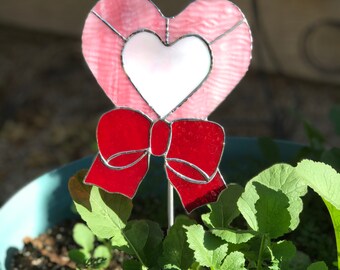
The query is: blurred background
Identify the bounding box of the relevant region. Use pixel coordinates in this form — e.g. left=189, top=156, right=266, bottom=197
left=0, top=0, right=339, bottom=205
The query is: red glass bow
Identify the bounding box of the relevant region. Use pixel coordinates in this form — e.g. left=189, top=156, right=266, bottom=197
left=85, top=108, right=226, bottom=212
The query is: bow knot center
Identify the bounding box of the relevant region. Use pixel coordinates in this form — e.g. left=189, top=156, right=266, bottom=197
left=150, top=120, right=171, bottom=156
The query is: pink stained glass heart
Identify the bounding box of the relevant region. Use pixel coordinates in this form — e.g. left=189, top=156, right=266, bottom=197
left=82, top=0, right=252, bottom=120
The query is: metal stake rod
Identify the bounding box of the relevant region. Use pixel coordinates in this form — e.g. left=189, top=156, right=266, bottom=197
left=165, top=17, right=174, bottom=232
left=167, top=181, right=175, bottom=231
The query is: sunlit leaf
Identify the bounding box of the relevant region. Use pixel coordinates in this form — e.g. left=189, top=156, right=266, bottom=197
left=220, top=251, right=246, bottom=269
left=296, top=160, right=340, bottom=270
left=296, top=160, right=340, bottom=209
left=237, top=164, right=307, bottom=237
left=211, top=228, right=254, bottom=244
left=93, top=245, right=112, bottom=268
left=72, top=186, right=132, bottom=248
left=184, top=224, right=228, bottom=269
left=73, top=223, right=95, bottom=252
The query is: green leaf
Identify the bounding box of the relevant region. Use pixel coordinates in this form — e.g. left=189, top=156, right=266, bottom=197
left=202, top=184, right=244, bottom=229
left=159, top=215, right=196, bottom=270
left=189, top=261, right=201, bottom=270
left=296, top=160, right=340, bottom=270
left=68, top=249, right=88, bottom=265
left=307, top=261, right=329, bottom=270
left=258, top=137, right=280, bottom=164
left=287, top=251, right=311, bottom=270
left=220, top=251, right=246, bottom=270
left=73, top=186, right=132, bottom=248
left=237, top=164, right=307, bottom=236
left=68, top=170, right=92, bottom=210
left=323, top=200, right=340, bottom=270
left=211, top=228, right=254, bottom=244
left=124, top=220, right=164, bottom=268
left=330, top=104, right=340, bottom=136
left=322, top=148, right=340, bottom=172
left=255, top=183, right=291, bottom=238
left=296, top=160, right=340, bottom=209
left=73, top=223, right=95, bottom=252
left=123, top=259, right=144, bottom=270
left=271, top=241, right=296, bottom=261
left=184, top=224, right=228, bottom=269
left=99, top=189, right=132, bottom=225
left=93, top=245, right=112, bottom=269
left=269, top=241, right=296, bottom=269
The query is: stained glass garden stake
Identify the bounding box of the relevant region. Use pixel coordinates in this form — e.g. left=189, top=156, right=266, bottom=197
left=167, top=181, right=175, bottom=230
left=82, top=0, right=252, bottom=215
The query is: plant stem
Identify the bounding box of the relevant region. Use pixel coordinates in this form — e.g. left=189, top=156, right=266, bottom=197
left=323, top=199, right=340, bottom=270
left=257, top=235, right=266, bottom=270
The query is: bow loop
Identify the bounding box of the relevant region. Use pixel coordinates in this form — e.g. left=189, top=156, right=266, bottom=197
left=85, top=109, right=152, bottom=198
left=166, top=120, right=225, bottom=177
left=164, top=120, right=226, bottom=212
left=97, top=108, right=151, bottom=160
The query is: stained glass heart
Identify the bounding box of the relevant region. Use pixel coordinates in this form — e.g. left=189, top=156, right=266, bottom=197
left=82, top=0, right=252, bottom=120
left=122, top=31, right=212, bottom=118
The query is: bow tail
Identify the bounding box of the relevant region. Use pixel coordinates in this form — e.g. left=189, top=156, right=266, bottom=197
left=84, top=154, right=149, bottom=198
left=166, top=168, right=226, bottom=213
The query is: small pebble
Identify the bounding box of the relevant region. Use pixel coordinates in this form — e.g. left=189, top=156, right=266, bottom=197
left=56, top=233, right=63, bottom=240
left=32, top=258, right=43, bottom=266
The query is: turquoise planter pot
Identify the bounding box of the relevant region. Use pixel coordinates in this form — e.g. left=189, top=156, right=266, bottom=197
left=0, top=137, right=303, bottom=270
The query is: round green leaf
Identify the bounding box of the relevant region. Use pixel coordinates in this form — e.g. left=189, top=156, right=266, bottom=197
left=73, top=223, right=95, bottom=252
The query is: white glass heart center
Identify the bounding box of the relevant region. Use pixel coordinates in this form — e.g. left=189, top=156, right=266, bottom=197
left=122, top=31, right=212, bottom=118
